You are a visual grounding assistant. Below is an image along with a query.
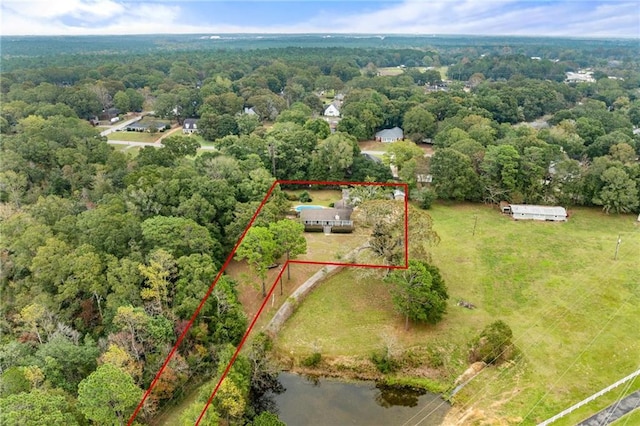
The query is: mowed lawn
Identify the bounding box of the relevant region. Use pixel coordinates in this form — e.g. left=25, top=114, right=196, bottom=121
left=274, top=203, right=640, bottom=424
left=106, top=131, right=162, bottom=143
left=285, top=189, right=343, bottom=207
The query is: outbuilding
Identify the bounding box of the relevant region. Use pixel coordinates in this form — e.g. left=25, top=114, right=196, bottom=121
left=506, top=204, right=567, bottom=222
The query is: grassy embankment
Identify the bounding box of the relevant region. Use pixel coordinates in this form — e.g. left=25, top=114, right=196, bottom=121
left=273, top=202, right=640, bottom=424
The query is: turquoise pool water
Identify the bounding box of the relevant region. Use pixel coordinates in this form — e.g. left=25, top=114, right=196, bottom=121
left=294, top=205, right=326, bottom=212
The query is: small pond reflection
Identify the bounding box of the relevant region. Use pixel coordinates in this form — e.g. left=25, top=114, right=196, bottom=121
left=273, top=373, right=449, bottom=426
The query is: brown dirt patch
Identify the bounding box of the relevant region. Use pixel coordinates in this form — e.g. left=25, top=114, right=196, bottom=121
left=226, top=260, right=329, bottom=329
left=358, top=140, right=387, bottom=151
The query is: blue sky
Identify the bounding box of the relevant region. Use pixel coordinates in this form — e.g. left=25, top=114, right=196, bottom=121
left=1, top=0, right=638, bottom=37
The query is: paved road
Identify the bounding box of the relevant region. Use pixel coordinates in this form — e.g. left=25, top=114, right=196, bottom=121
left=577, top=390, right=640, bottom=425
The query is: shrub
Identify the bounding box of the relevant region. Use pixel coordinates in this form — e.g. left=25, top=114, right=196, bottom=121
left=415, top=187, right=436, bottom=210
left=469, top=320, right=518, bottom=365
left=285, top=192, right=299, bottom=201
left=301, top=352, right=322, bottom=367
left=299, top=191, right=312, bottom=203
left=370, top=350, right=399, bottom=374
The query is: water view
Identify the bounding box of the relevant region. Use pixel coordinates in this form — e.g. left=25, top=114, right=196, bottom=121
left=273, top=373, right=449, bottom=426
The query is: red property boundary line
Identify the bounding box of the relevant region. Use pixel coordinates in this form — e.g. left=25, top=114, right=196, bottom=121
left=127, top=180, right=409, bottom=425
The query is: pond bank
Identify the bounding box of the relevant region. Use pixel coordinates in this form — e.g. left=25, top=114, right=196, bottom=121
left=274, top=372, right=450, bottom=426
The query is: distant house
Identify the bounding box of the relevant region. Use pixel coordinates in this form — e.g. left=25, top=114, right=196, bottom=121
left=99, top=107, right=119, bottom=121
left=375, top=126, right=404, bottom=143
left=125, top=122, right=147, bottom=132
left=393, top=189, right=406, bottom=201
left=416, top=174, right=432, bottom=183
left=323, top=104, right=340, bottom=117
left=243, top=107, right=258, bottom=116
left=502, top=204, right=568, bottom=222
left=300, top=208, right=354, bottom=233
left=565, top=71, right=595, bottom=83
left=125, top=120, right=170, bottom=132
left=183, top=118, right=198, bottom=134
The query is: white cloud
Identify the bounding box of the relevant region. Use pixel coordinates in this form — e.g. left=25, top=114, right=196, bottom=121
left=0, top=0, right=638, bottom=37
left=2, top=0, right=125, bottom=20
left=309, top=0, right=639, bottom=37
left=1, top=0, right=185, bottom=35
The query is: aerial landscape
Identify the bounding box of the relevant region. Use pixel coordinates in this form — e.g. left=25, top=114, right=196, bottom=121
left=0, top=1, right=639, bottom=425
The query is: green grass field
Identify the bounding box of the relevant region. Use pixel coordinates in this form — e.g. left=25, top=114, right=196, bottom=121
left=274, top=203, right=640, bottom=424
left=107, top=131, right=161, bottom=143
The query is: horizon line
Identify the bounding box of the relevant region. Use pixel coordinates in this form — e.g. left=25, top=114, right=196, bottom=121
left=1, top=32, right=638, bottom=40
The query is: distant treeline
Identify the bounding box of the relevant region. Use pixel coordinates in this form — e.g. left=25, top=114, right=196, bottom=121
left=1, top=34, right=637, bottom=71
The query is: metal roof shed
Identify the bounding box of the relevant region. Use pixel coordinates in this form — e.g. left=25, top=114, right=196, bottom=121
left=509, top=205, right=567, bottom=222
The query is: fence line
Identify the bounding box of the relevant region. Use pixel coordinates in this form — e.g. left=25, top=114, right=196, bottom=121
left=537, top=368, right=640, bottom=426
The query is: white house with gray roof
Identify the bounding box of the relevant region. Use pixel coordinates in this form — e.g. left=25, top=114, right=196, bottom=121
left=375, top=126, right=404, bottom=143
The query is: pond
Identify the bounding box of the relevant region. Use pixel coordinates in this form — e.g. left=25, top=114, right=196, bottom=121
left=273, top=373, right=450, bottom=426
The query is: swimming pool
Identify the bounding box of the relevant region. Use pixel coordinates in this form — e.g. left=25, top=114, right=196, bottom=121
left=294, top=205, right=326, bottom=212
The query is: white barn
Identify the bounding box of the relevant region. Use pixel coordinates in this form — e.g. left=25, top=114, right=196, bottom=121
left=507, top=204, right=567, bottom=222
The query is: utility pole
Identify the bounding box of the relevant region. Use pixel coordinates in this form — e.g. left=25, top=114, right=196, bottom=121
left=614, top=235, right=622, bottom=260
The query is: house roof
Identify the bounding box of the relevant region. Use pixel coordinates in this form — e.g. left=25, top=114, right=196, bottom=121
left=126, top=120, right=170, bottom=131
left=510, top=204, right=567, bottom=217
left=300, top=208, right=352, bottom=222
left=126, top=122, right=147, bottom=130
left=183, top=118, right=197, bottom=128
left=324, top=104, right=340, bottom=113
left=375, top=126, right=403, bottom=140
